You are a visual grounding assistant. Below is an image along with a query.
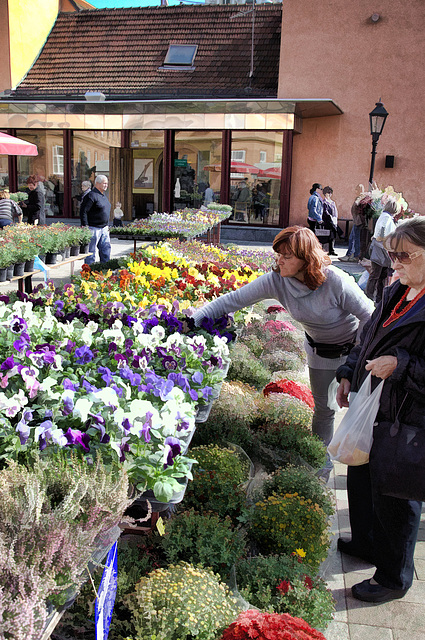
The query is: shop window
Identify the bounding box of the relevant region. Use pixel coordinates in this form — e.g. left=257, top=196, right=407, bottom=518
left=52, top=145, right=64, bottom=175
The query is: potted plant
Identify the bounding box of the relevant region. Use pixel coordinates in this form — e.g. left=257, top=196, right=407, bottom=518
left=77, top=226, right=93, bottom=254
left=0, top=238, right=17, bottom=281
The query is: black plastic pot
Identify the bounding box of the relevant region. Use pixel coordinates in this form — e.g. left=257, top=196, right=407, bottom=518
left=13, top=262, right=25, bottom=277
left=45, top=252, right=58, bottom=265
left=24, top=258, right=35, bottom=272
left=0, top=267, right=7, bottom=282
left=70, top=245, right=80, bottom=256
left=6, top=265, right=14, bottom=280
left=80, top=242, right=90, bottom=254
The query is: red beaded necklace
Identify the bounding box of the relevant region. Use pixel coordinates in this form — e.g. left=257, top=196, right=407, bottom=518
left=383, top=286, right=425, bottom=327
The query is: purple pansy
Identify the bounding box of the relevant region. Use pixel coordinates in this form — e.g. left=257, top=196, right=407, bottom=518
left=163, top=436, right=182, bottom=468
left=64, top=427, right=91, bottom=452
left=74, top=345, right=94, bottom=364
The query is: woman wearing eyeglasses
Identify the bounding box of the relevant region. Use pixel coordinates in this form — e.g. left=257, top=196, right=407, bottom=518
left=336, top=216, right=425, bottom=603
left=192, top=226, right=373, bottom=470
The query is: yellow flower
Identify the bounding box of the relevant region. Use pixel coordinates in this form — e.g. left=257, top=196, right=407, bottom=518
left=295, top=548, right=306, bottom=557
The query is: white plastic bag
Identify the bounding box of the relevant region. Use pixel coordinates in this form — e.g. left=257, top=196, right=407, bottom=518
left=327, top=373, right=384, bottom=466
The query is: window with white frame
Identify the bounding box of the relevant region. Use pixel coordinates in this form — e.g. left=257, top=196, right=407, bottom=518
left=260, top=151, right=267, bottom=163
left=52, top=145, right=64, bottom=175
left=231, top=150, right=246, bottom=162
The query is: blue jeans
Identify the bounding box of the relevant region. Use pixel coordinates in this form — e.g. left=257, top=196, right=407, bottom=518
left=85, top=226, right=111, bottom=265
left=347, top=224, right=361, bottom=257
left=0, top=219, right=12, bottom=229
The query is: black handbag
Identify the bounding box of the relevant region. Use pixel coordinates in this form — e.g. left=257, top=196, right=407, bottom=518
left=369, top=395, right=425, bottom=501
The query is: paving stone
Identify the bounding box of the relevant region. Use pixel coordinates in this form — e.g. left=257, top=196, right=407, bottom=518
left=413, top=558, right=425, bottom=580
left=347, top=624, right=393, bottom=640
left=323, top=620, right=350, bottom=640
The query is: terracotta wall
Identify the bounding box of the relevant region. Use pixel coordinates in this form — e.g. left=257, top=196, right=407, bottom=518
left=279, top=0, right=425, bottom=226
left=0, top=2, right=11, bottom=92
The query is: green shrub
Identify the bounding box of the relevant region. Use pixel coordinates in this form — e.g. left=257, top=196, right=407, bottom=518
left=248, top=494, right=330, bottom=571
left=261, top=466, right=334, bottom=517
left=227, top=342, right=271, bottom=389
left=236, top=555, right=335, bottom=631
left=183, top=445, right=250, bottom=522
left=255, top=393, right=313, bottom=430
left=192, top=381, right=257, bottom=452
left=254, top=423, right=326, bottom=471
left=85, top=257, right=125, bottom=272
left=161, top=509, right=246, bottom=580
left=124, top=562, right=240, bottom=640
left=240, top=334, right=263, bottom=357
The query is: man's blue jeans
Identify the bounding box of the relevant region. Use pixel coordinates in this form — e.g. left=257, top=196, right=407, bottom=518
left=85, top=226, right=111, bottom=265
left=347, top=224, right=361, bottom=257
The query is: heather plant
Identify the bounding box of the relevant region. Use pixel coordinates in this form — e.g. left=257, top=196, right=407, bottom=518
left=183, top=444, right=250, bottom=522
left=262, top=331, right=306, bottom=361
left=124, top=562, right=241, bottom=640
left=271, top=369, right=310, bottom=386
left=235, top=555, right=335, bottom=630
left=161, top=509, right=246, bottom=580
left=239, top=333, right=263, bottom=357
left=192, top=380, right=257, bottom=452
left=254, top=422, right=326, bottom=471
left=248, top=494, right=330, bottom=571
left=0, top=451, right=130, bottom=606
left=0, top=539, right=52, bottom=640
left=227, top=342, right=271, bottom=389
left=260, top=466, right=335, bottom=517
left=255, top=393, right=313, bottom=430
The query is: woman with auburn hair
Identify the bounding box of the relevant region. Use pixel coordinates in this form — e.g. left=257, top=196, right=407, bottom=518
left=193, top=226, right=374, bottom=477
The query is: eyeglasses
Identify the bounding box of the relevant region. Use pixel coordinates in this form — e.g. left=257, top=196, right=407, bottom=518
left=388, top=249, right=425, bottom=264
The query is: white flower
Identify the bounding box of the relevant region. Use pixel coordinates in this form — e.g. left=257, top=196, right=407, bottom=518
left=39, top=377, right=60, bottom=399
left=151, top=325, right=166, bottom=342
left=73, top=398, right=94, bottom=422
left=102, top=328, right=125, bottom=344
left=92, top=387, right=119, bottom=408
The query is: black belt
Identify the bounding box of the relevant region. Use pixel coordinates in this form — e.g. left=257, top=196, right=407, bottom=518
left=305, top=332, right=355, bottom=359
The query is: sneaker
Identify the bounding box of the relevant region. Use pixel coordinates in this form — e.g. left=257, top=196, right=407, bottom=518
left=348, top=257, right=360, bottom=263
left=338, top=255, right=351, bottom=262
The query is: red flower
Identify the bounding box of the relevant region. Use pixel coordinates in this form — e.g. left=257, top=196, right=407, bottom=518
left=264, top=319, right=296, bottom=334
left=267, top=304, right=287, bottom=314
left=220, top=610, right=326, bottom=640
left=303, top=575, right=314, bottom=590
left=277, top=580, right=292, bottom=595
left=263, top=379, right=315, bottom=409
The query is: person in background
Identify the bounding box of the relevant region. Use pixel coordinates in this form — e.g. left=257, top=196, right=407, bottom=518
left=0, top=190, right=22, bottom=228
left=336, top=216, right=425, bottom=603
left=20, top=175, right=45, bottom=225
left=80, top=180, right=92, bottom=200
left=322, top=186, right=341, bottom=256
left=203, top=183, right=215, bottom=206
left=235, top=180, right=251, bottom=221
left=113, top=201, right=124, bottom=227
left=192, top=226, right=374, bottom=480
left=339, top=185, right=367, bottom=263
left=307, top=183, right=324, bottom=233
left=80, top=175, right=111, bottom=265
left=365, top=197, right=398, bottom=303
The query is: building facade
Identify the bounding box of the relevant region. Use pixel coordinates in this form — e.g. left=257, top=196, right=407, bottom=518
left=1, top=0, right=423, bottom=227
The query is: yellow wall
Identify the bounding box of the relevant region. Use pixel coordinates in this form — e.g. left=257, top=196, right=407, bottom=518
left=9, top=0, right=59, bottom=88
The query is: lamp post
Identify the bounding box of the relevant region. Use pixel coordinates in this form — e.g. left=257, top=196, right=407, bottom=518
left=369, top=100, right=388, bottom=187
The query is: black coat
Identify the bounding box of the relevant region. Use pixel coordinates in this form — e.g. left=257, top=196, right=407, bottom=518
left=25, top=187, right=45, bottom=225
left=336, top=280, right=425, bottom=428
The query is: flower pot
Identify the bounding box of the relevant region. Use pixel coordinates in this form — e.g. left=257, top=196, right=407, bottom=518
left=37, top=253, right=46, bottom=263
left=63, top=246, right=71, bottom=259
left=0, top=267, right=7, bottom=282
left=70, top=245, right=80, bottom=256
left=13, top=262, right=25, bottom=277
left=6, top=265, right=14, bottom=280
left=24, top=258, right=35, bottom=272
left=45, top=252, right=58, bottom=265
left=80, top=242, right=90, bottom=254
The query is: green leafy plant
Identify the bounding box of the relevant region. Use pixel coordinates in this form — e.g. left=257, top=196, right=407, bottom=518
left=227, top=342, right=272, bottom=389
left=248, top=494, right=330, bottom=571
left=260, top=466, right=334, bottom=517
left=183, top=445, right=250, bottom=521
left=236, top=555, right=335, bottom=630
left=124, top=561, right=241, bottom=640
left=192, top=380, right=257, bottom=452
left=161, top=509, right=246, bottom=580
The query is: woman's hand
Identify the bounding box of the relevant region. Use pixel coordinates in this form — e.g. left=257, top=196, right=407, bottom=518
left=336, top=378, right=351, bottom=408
left=365, top=356, right=397, bottom=379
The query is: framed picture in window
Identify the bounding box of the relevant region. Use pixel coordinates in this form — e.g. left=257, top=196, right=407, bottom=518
left=134, top=158, right=154, bottom=189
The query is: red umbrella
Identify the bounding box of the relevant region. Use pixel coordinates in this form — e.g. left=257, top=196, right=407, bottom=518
left=258, top=167, right=281, bottom=179
left=204, top=161, right=260, bottom=174
left=0, top=132, right=38, bottom=156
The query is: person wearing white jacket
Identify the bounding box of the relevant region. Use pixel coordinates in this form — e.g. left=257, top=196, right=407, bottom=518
left=365, top=197, right=398, bottom=302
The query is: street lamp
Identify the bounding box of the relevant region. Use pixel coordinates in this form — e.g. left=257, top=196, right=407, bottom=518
left=368, top=100, right=389, bottom=186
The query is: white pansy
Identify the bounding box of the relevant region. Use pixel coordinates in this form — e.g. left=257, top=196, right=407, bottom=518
left=102, top=328, right=125, bottom=344
left=81, top=325, right=95, bottom=347
left=51, top=429, right=68, bottom=447
left=134, top=333, right=155, bottom=348
left=151, top=325, right=165, bottom=342
left=165, top=332, right=185, bottom=348
left=73, top=398, right=94, bottom=423
left=92, top=387, right=119, bottom=407
left=40, top=376, right=59, bottom=393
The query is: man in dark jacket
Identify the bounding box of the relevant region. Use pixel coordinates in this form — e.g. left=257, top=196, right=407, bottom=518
left=80, top=174, right=111, bottom=264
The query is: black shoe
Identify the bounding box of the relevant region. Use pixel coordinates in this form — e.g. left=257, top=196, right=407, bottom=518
left=328, top=251, right=338, bottom=256
left=337, top=538, right=374, bottom=564
left=352, top=578, right=408, bottom=603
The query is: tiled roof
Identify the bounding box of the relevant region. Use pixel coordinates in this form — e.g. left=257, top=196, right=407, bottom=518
left=13, top=5, right=281, bottom=100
